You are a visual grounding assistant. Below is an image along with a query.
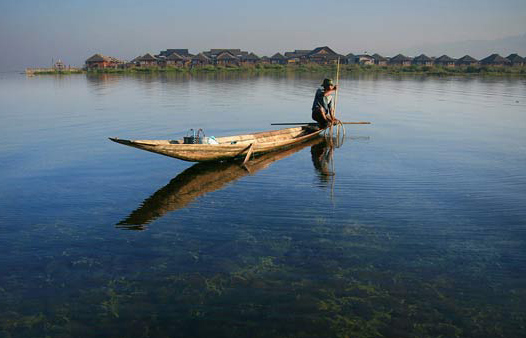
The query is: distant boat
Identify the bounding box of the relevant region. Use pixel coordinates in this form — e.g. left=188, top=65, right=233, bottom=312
left=109, top=126, right=324, bottom=162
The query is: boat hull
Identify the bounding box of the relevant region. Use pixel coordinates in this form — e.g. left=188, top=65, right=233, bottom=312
left=109, top=126, right=324, bottom=162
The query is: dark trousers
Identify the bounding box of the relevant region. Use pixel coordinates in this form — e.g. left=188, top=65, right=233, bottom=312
left=312, top=108, right=329, bottom=128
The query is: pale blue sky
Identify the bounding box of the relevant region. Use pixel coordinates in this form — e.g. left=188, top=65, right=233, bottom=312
left=1, top=0, right=525, bottom=70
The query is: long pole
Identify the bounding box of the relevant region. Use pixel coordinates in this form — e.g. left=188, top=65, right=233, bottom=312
left=334, top=57, right=340, bottom=119
left=271, top=122, right=370, bottom=125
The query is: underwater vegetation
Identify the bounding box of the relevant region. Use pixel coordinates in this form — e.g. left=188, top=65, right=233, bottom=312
left=1, top=216, right=524, bottom=338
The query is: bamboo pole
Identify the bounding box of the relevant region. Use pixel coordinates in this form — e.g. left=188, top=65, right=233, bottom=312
left=327, top=58, right=342, bottom=137
left=271, top=122, right=370, bottom=125
left=334, top=57, right=340, bottom=120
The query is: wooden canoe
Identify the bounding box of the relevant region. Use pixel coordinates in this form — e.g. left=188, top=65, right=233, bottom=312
left=109, top=125, right=324, bottom=162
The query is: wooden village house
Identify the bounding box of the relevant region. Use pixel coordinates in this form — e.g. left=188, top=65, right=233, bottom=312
left=305, top=46, right=342, bottom=64
left=191, top=53, right=211, bottom=66
left=216, top=52, right=240, bottom=66
left=138, top=53, right=159, bottom=67
left=166, top=52, right=189, bottom=67
left=259, top=56, right=270, bottom=64
left=434, top=55, right=456, bottom=67
left=355, top=54, right=375, bottom=65
left=456, top=55, right=479, bottom=66
left=345, top=53, right=356, bottom=64
left=389, top=54, right=412, bottom=66
left=159, top=49, right=193, bottom=58
left=506, top=54, right=525, bottom=66
left=480, top=54, right=511, bottom=66
left=203, top=49, right=249, bottom=64
left=412, top=54, right=433, bottom=66
left=270, top=53, right=287, bottom=65
left=372, top=54, right=388, bottom=66
left=284, top=50, right=310, bottom=64
left=85, top=54, right=123, bottom=69
left=128, top=56, right=142, bottom=67
left=241, top=53, right=260, bottom=65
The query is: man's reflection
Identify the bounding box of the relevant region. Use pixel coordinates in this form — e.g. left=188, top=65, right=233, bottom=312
left=311, top=138, right=335, bottom=185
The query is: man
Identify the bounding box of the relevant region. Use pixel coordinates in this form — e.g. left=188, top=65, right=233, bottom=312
left=312, top=78, right=339, bottom=128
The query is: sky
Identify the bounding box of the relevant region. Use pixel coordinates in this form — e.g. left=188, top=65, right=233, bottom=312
left=1, top=0, right=525, bottom=70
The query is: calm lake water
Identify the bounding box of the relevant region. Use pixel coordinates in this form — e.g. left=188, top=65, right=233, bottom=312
left=0, top=71, right=525, bottom=337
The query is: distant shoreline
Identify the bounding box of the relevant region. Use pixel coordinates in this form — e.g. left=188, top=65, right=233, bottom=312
left=27, top=64, right=526, bottom=77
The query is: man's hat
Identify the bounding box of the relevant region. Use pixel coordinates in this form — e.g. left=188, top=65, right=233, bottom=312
left=322, top=78, right=334, bottom=87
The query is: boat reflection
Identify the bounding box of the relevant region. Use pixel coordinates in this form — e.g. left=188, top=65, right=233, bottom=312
left=117, top=137, right=336, bottom=230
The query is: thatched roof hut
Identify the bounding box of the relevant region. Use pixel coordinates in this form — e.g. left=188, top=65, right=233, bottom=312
left=412, top=54, right=433, bottom=66
left=85, top=53, right=123, bottom=69
left=480, top=54, right=511, bottom=66
left=139, top=53, right=158, bottom=62
left=217, top=51, right=239, bottom=60
left=216, top=51, right=239, bottom=66
left=372, top=53, right=388, bottom=61
left=270, top=52, right=285, bottom=59
left=243, top=52, right=260, bottom=61
left=413, top=54, right=432, bottom=61
left=284, top=50, right=310, bottom=58
left=435, top=55, right=456, bottom=66
left=270, top=53, right=287, bottom=64
left=372, top=53, right=388, bottom=65
left=160, top=49, right=193, bottom=58
left=306, top=46, right=341, bottom=63
left=345, top=53, right=356, bottom=64
left=166, top=52, right=185, bottom=61
left=506, top=54, right=525, bottom=66
left=86, top=54, right=111, bottom=63
left=191, top=53, right=211, bottom=65
left=435, top=55, right=455, bottom=62
left=456, top=55, right=478, bottom=66
left=389, top=54, right=412, bottom=65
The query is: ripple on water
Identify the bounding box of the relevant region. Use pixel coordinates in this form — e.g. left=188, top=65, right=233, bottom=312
left=0, top=73, right=525, bottom=337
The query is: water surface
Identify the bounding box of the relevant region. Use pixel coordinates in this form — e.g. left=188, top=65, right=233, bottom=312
left=0, top=72, right=525, bottom=337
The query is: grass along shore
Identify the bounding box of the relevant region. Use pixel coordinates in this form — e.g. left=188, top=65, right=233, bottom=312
left=30, top=63, right=526, bottom=76
left=26, top=69, right=84, bottom=75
